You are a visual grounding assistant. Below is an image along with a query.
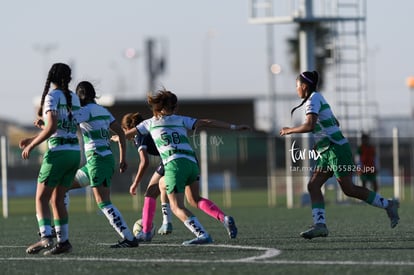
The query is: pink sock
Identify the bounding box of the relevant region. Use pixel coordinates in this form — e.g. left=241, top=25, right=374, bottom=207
left=142, top=197, right=156, bottom=232
left=197, top=198, right=225, bottom=222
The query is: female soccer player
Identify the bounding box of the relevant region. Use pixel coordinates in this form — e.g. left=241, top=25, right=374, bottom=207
left=20, top=63, right=81, bottom=255
left=125, top=89, right=250, bottom=245
left=74, top=81, right=138, bottom=248
left=279, top=70, right=399, bottom=239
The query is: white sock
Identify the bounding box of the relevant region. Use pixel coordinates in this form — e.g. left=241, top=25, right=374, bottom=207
left=37, top=215, right=53, bottom=237
left=161, top=203, right=172, bottom=224
left=55, top=224, right=69, bottom=243
left=184, top=216, right=208, bottom=238
left=39, top=224, right=53, bottom=238
left=100, top=204, right=134, bottom=241
left=312, top=208, right=326, bottom=225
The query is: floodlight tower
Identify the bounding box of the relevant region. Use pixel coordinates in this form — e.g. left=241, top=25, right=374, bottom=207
left=146, top=38, right=167, bottom=93
left=249, top=0, right=368, bottom=136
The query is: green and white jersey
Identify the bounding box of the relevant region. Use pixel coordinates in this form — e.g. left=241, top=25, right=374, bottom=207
left=305, top=92, right=348, bottom=153
left=76, top=103, right=115, bottom=158
left=136, top=114, right=197, bottom=165
left=43, top=89, right=81, bottom=151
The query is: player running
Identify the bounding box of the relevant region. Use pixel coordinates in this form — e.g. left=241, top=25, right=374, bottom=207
left=279, top=70, right=399, bottom=239
left=125, top=89, right=250, bottom=245
left=74, top=81, right=138, bottom=248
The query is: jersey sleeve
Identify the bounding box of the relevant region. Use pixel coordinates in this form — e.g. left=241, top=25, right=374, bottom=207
left=136, top=119, right=150, bottom=135
left=182, top=116, right=197, bottom=130
left=305, top=93, right=320, bottom=115
left=133, top=133, right=146, bottom=151
left=43, top=91, right=58, bottom=114
left=134, top=123, right=159, bottom=156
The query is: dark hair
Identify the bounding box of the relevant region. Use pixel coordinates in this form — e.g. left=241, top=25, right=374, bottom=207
left=291, top=70, right=319, bottom=116
left=147, top=88, right=177, bottom=117
left=76, top=81, right=96, bottom=106
left=38, top=63, right=73, bottom=120
left=121, top=112, right=144, bottom=130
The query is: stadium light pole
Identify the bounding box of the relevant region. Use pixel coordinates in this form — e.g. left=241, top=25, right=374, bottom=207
left=406, top=76, right=414, bottom=199
left=406, top=76, right=414, bottom=117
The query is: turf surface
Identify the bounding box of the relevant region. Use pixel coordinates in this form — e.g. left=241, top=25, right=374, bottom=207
left=1, top=189, right=414, bottom=274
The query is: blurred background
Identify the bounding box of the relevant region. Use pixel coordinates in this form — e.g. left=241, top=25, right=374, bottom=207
left=1, top=0, right=413, bottom=210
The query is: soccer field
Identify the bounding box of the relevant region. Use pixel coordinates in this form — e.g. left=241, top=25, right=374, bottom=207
left=1, top=191, right=414, bottom=275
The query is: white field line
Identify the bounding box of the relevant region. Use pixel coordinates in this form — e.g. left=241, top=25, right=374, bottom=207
left=1, top=244, right=414, bottom=266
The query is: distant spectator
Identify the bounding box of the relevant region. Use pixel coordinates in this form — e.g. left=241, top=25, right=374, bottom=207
left=357, top=133, right=378, bottom=192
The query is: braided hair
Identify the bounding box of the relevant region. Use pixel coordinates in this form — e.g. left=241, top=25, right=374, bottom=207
left=38, top=63, right=73, bottom=120
left=290, top=70, right=319, bottom=117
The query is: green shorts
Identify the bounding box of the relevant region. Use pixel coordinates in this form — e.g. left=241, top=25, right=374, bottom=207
left=79, top=153, right=115, bottom=187
left=316, top=142, right=355, bottom=178
left=38, top=150, right=80, bottom=188
left=164, top=158, right=200, bottom=194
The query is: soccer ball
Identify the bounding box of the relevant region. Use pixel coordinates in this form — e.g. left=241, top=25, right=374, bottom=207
left=132, top=218, right=156, bottom=237
left=133, top=218, right=143, bottom=236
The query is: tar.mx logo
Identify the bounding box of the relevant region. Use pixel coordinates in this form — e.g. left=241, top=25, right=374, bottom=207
left=289, top=140, right=321, bottom=163
left=191, top=134, right=225, bottom=149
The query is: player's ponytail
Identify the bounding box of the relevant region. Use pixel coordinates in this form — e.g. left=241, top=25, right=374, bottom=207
left=291, top=93, right=311, bottom=117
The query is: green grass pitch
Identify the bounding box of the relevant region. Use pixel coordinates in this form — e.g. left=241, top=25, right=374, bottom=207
left=1, top=189, right=414, bottom=274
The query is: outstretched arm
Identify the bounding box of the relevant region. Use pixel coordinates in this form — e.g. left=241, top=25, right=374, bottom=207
left=194, top=119, right=250, bottom=131
left=279, top=113, right=317, bottom=136
left=129, top=149, right=149, bottom=196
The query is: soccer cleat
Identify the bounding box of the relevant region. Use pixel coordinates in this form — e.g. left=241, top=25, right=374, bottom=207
left=386, top=199, right=400, bottom=228
left=182, top=234, right=213, bottom=245
left=223, top=216, right=238, bottom=239
left=26, top=236, right=54, bottom=254
left=110, top=237, right=139, bottom=248
left=300, top=223, right=329, bottom=239
left=43, top=240, right=72, bottom=255
left=158, top=223, right=173, bottom=235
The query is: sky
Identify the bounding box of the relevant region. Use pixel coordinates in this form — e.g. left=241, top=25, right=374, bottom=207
left=0, top=0, right=413, bottom=129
